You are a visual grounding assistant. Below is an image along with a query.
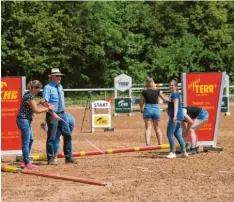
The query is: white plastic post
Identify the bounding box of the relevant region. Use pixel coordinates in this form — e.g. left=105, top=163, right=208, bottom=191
left=225, top=75, right=231, bottom=116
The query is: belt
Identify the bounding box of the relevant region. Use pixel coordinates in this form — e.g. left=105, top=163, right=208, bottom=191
left=56, top=111, right=64, bottom=114
left=17, top=115, right=32, bottom=122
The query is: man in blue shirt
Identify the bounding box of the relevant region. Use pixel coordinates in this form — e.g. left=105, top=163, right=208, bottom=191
left=43, top=68, right=77, bottom=165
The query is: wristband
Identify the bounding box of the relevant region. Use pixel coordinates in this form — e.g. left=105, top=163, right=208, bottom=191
left=43, top=102, right=49, bottom=107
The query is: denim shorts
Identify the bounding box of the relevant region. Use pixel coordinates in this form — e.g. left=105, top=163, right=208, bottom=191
left=143, top=104, right=161, bottom=120
left=197, top=109, right=209, bottom=120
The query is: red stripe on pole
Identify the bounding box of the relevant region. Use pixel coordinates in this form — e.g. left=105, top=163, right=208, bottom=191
left=21, top=170, right=110, bottom=186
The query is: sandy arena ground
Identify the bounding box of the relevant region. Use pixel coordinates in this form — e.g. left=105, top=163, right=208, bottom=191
left=1, top=105, right=234, bottom=202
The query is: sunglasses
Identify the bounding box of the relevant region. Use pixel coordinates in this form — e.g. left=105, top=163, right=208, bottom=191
left=35, top=86, right=41, bottom=89
left=55, top=75, right=61, bottom=77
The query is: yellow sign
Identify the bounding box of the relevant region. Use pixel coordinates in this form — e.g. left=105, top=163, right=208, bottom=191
left=94, top=115, right=109, bottom=126
left=188, top=78, right=216, bottom=94
left=1, top=81, right=19, bottom=101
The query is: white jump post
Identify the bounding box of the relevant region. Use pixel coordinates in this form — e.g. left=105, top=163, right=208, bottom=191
left=91, top=100, right=112, bottom=133
left=114, top=74, right=133, bottom=116
left=223, top=74, right=231, bottom=116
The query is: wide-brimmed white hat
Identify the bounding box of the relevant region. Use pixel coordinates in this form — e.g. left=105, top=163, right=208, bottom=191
left=48, top=68, right=64, bottom=76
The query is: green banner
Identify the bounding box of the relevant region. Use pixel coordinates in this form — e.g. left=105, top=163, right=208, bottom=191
left=221, top=96, right=228, bottom=112
left=115, top=98, right=132, bottom=113
left=132, top=97, right=140, bottom=105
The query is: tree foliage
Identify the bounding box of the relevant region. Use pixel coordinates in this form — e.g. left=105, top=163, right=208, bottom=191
left=1, top=1, right=234, bottom=86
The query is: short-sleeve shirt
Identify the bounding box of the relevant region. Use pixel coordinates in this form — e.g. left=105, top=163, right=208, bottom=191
left=42, top=82, right=65, bottom=113
left=17, top=91, right=35, bottom=121
left=141, top=90, right=161, bottom=104
left=184, top=106, right=202, bottom=119
left=167, top=92, right=183, bottom=121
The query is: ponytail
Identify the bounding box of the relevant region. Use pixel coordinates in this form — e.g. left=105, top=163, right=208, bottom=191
left=26, top=80, right=43, bottom=90
left=26, top=81, right=33, bottom=90
left=144, top=77, right=155, bottom=90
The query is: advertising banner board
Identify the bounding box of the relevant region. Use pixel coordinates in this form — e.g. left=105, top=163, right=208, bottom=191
left=115, top=98, right=132, bottom=113
left=114, top=74, right=132, bottom=92
left=182, top=72, right=225, bottom=147
left=1, top=77, right=25, bottom=155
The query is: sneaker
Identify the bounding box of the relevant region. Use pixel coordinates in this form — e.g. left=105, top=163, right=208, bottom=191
left=48, top=159, right=57, bottom=165
left=21, top=162, right=37, bottom=169
left=65, top=158, right=78, bottom=164
left=195, top=146, right=200, bottom=154
left=24, top=163, right=37, bottom=169
left=190, top=148, right=196, bottom=155
left=166, top=152, right=176, bottom=159
left=182, top=151, right=189, bottom=158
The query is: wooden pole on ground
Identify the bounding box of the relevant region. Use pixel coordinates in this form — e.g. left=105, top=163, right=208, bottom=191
left=1, top=165, right=111, bottom=186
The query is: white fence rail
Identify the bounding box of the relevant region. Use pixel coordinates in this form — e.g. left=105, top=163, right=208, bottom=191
left=63, top=84, right=234, bottom=102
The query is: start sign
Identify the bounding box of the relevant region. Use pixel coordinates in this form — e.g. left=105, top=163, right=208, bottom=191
left=91, top=100, right=111, bottom=109
left=114, top=74, right=132, bottom=92
left=91, top=100, right=112, bottom=132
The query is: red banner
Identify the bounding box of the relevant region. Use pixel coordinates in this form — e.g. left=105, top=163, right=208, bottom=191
left=1, top=77, right=23, bottom=154
left=185, top=72, right=223, bottom=142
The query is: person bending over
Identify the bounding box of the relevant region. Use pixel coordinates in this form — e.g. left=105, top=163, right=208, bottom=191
left=182, top=106, right=209, bottom=154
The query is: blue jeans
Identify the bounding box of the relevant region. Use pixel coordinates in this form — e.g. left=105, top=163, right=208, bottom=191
left=143, top=104, right=161, bottom=120
left=54, top=113, right=75, bottom=155
left=16, top=118, right=34, bottom=164
left=197, top=109, right=209, bottom=120
left=167, top=118, right=186, bottom=153
left=46, top=112, right=72, bottom=161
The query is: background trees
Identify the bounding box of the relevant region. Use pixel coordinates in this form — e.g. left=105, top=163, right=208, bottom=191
left=1, top=1, right=234, bottom=87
